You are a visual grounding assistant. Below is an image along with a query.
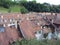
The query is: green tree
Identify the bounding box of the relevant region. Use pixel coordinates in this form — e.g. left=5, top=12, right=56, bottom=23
left=20, top=0, right=27, bottom=2
left=32, top=0, right=36, bottom=3
left=20, top=6, right=29, bottom=14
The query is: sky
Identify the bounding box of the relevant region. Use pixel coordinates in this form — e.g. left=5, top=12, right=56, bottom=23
left=27, top=0, right=60, bottom=5
left=12, top=0, right=60, bottom=5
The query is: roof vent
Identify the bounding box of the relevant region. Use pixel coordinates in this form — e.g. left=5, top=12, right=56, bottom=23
left=1, top=15, right=3, bottom=19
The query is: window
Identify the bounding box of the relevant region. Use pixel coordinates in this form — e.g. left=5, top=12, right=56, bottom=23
left=3, top=24, right=6, bottom=27
left=44, top=33, right=48, bottom=38
left=35, top=30, right=43, bottom=40
left=43, top=26, right=46, bottom=29
left=10, top=25, right=15, bottom=28
left=0, top=25, right=4, bottom=32
left=50, top=19, right=52, bottom=21
left=8, top=18, right=15, bottom=28
left=10, top=18, right=14, bottom=22
left=3, top=19, right=7, bottom=22
left=35, top=30, right=41, bottom=34
left=8, top=23, right=15, bottom=28
left=38, top=30, right=42, bottom=34
left=0, top=18, right=3, bottom=23
left=39, top=31, right=41, bottom=33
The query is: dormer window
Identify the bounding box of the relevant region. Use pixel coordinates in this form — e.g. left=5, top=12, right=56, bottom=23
left=8, top=23, right=15, bottom=28
left=0, top=19, right=3, bottom=22
left=8, top=19, right=16, bottom=28
left=50, top=19, right=53, bottom=23
left=10, top=18, right=14, bottom=23
left=50, top=19, right=52, bottom=21
left=0, top=25, right=4, bottom=32
left=18, top=18, right=21, bottom=22
left=10, top=19, right=13, bottom=22
left=43, top=16, right=47, bottom=19
left=3, top=19, right=7, bottom=23
left=35, top=31, right=41, bottom=34
left=35, top=30, right=43, bottom=40
left=10, top=24, right=15, bottom=28
left=43, top=26, right=46, bottom=29
left=3, top=24, right=6, bottom=27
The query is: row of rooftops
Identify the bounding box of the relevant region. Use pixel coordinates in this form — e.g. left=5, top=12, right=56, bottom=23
left=0, top=12, right=60, bottom=45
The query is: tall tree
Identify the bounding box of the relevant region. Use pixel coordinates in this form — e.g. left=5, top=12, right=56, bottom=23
left=20, top=0, right=27, bottom=2
left=32, top=0, right=36, bottom=3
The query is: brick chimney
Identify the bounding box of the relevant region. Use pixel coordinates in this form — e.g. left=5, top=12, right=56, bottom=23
left=51, top=12, right=53, bottom=15
left=54, top=13, right=57, bottom=20
left=26, top=17, right=29, bottom=20
left=51, top=19, right=54, bottom=23
left=1, top=15, right=3, bottom=19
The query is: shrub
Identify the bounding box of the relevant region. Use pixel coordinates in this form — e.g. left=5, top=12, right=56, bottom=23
left=20, top=6, right=29, bottom=14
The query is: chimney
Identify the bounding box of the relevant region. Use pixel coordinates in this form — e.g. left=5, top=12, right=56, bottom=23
left=26, top=17, right=29, bottom=20
left=3, top=24, right=6, bottom=27
left=52, top=19, right=54, bottom=23
left=54, top=13, right=57, bottom=19
left=51, top=11, right=53, bottom=15
left=50, top=19, right=54, bottom=23
left=37, top=22, right=40, bottom=26
left=41, top=26, right=43, bottom=29
left=1, top=15, right=3, bottom=19
left=17, top=14, right=20, bottom=18
left=14, top=20, right=18, bottom=29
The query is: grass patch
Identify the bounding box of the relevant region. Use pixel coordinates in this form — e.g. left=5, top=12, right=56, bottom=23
left=0, top=7, right=8, bottom=13
left=11, top=39, right=60, bottom=45
left=0, top=6, right=21, bottom=13
left=10, top=5, right=21, bottom=12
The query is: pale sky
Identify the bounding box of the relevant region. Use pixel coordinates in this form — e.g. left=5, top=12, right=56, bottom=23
left=12, top=0, right=60, bottom=5
left=27, top=0, right=60, bottom=5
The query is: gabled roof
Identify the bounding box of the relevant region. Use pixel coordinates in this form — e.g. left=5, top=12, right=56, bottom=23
left=20, top=20, right=41, bottom=39
left=0, top=26, right=21, bottom=45
left=19, top=18, right=50, bottom=40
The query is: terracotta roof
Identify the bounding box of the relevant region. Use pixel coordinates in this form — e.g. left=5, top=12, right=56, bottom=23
left=0, top=12, right=59, bottom=44
left=20, top=20, right=41, bottom=39
left=0, top=27, right=20, bottom=45
left=20, top=19, right=50, bottom=39
left=46, top=14, right=60, bottom=24
left=0, top=13, right=22, bottom=45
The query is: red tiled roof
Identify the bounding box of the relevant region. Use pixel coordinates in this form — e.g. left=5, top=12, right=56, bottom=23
left=0, top=12, right=59, bottom=44
left=0, top=27, right=21, bottom=45
left=46, top=14, right=60, bottom=24
left=20, top=20, right=41, bottom=39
